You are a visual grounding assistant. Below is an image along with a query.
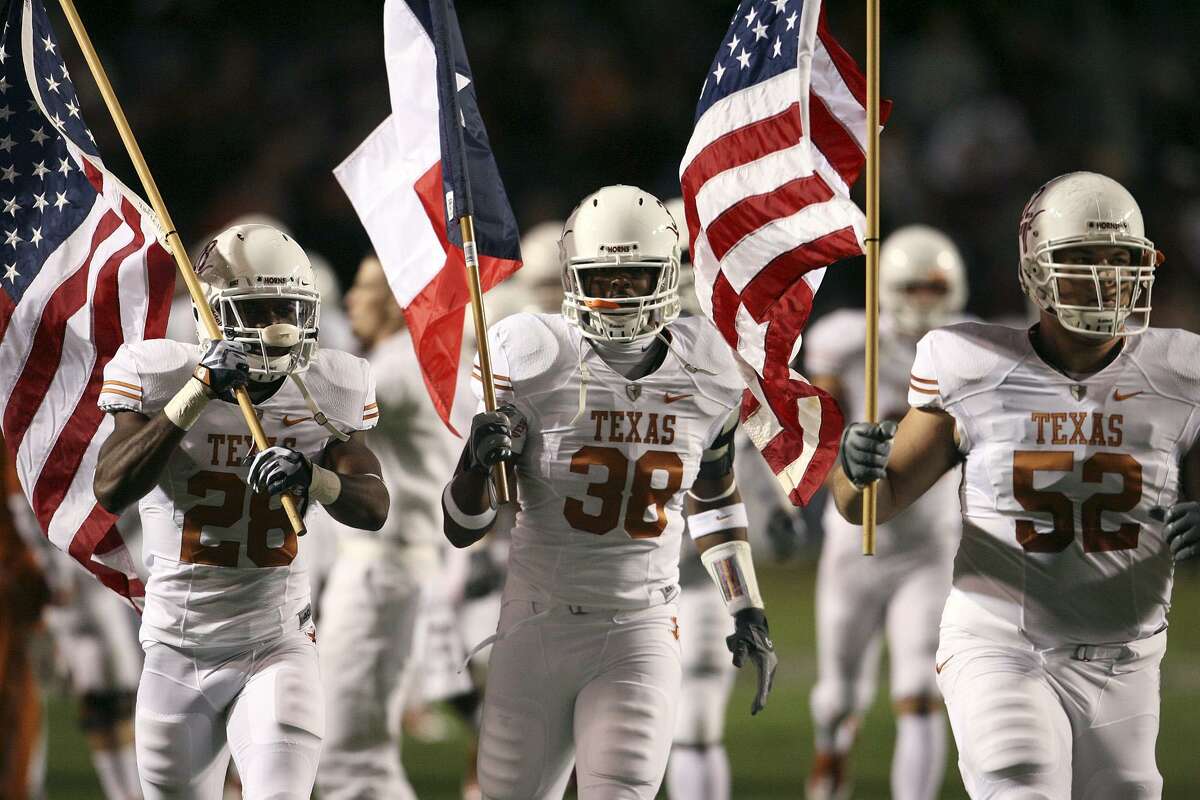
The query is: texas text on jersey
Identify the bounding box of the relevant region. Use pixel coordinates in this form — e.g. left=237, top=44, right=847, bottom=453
left=910, top=321, right=1200, bottom=647
left=98, top=337, right=377, bottom=648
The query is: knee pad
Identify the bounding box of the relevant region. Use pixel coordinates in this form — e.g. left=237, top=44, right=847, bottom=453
left=78, top=690, right=135, bottom=733
left=892, top=693, right=941, bottom=717
left=962, top=683, right=1058, bottom=781
left=810, top=677, right=859, bottom=729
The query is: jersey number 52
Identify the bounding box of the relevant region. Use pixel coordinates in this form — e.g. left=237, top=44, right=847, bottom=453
left=564, top=446, right=683, bottom=539
left=1012, top=450, right=1141, bottom=553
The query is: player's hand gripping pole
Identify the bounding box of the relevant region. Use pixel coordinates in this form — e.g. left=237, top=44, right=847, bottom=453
left=57, top=0, right=306, bottom=536
left=460, top=215, right=511, bottom=504
left=861, top=0, right=882, bottom=555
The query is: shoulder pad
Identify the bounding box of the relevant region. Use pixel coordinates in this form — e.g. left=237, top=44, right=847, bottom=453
left=99, top=339, right=197, bottom=414
left=305, top=348, right=377, bottom=431
left=475, top=313, right=578, bottom=403
left=911, top=322, right=1028, bottom=408
left=667, top=316, right=743, bottom=409
left=1127, top=328, right=1200, bottom=404
left=803, top=309, right=866, bottom=377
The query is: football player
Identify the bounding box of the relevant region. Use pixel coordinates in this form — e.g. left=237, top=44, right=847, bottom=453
left=93, top=223, right=389, bottom=800
left=316, top=254, right=462, bottom=800
left=833, top=172, right=1197, bottom=799
left=441, top=185, right=778, bottom=800
left=804, top=226, right=968, bottom=800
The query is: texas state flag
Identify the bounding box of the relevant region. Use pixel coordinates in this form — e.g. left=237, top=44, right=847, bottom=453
left=336, top=0, right=522, bottom=433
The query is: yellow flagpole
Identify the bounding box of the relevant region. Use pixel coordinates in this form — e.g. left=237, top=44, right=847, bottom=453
left=862, top=0, right=881, bottom=556
left=57, top=0, right=305, bottom=536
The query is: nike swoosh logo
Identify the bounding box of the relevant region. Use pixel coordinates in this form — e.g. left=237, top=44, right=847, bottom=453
left=282, top=415, right=312, bottom=427
left=664, top=393, right=692, bottom=404
left=1113, top=390, right=1144, bottom=402
left=935, top=656, right=954, bottom=674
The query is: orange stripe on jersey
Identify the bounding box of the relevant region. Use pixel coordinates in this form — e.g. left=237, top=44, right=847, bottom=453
left=101, top=388, right=143, bottom=401
left=909, top=383, right=939, bottom=396
left=471, top=368, right=513, bottom=382
left=909, top=374, right=938, bottom=386
left=363, top=412, right=380, bottom=422
left=363, top=403, right=378, bottom=411
left=102, top=379, right=143, bottom=393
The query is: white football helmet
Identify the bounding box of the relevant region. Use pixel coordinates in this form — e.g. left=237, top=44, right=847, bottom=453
left=1018, top=172, right=1157, bottom=338
left=561, top=185, right=681, bottom=342
left=193, top=223, right=320, bottom=380
left=879, top=225, right=967, bottom=335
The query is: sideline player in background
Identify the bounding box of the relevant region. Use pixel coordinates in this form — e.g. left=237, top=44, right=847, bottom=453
left=442, top=186, right=778, bottom=800
left=93, top=224, right=389, bottom=800
left=834, top=172, right=1197, bottom=799
left=317, top=254, right=463, bottom=800
left=804, top=226, right=968, bottom=800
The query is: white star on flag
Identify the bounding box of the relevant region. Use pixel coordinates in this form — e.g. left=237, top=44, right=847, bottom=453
left=41, top=34, right=54, bottom=52
left=5, top=228, right=21, bottom=248
left=726, top=34, right=740, bottom=55
left=57, top=156, right=72, bottom=176
left=31, top=192, right=47, bottom=211
left=0, top=76, right=10, bottom=93
left=713, top=62, right=727, bottom=83
left=744, top=6, right=757, bottom=25
left=1, top=165, right=18, bottom=182
left=771, top=0, right=787, bottom=12
left=29, top=226, right=42, bottom=246
left=0, top=134, right=12, bottom=152
left=772, top=37, right=782, bottom=58
left=753, top=20, right=769, bottom=41
left=3, top=197, right=17, bottom=216
left=736, top=48, right=751, bottom=69
left=2, top=262, right=16, bottom=282
left=0, top=105, right=11, bottom=121
left=32, top=160, right=48, bottom=178
left=44, top=74, right=59, bottom=93
left=53, top=190, right=68, bottom=210
left=786, top=11, right=798, bottom=29
left=30, top=127, right=48, bottom=144
left=65, top=99, right=79, bottom=118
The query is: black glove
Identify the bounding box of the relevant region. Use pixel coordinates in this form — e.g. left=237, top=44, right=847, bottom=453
left=727, top=607, right=778, bottom=715
left=468, top=404, right=521, bottom=474
left=839, top=421, right=898, bottom=488
left=247, top=446, right=312, bottom=497
left=1157, top=502, right=1200, bottom=562
left=194, top=340, right=251, bottom=401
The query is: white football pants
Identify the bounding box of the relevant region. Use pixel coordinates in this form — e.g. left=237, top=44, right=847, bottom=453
left=936, top=623, right=1165, bottom=799
left=672, top=584, right=735, bottom=746
left=477, top=597, right=682, bottom=800
left=316, top=549, right=427, bottom=800
left=135, top=629, right=323, bottom=800
left=810, top=520, right=952, bottom=736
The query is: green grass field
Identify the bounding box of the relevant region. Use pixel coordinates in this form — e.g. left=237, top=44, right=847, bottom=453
left=41, top=562, right=1200, bottom=798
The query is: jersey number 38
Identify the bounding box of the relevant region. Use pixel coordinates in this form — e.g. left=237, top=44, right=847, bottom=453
left=564, top=446, right=683, bottom=539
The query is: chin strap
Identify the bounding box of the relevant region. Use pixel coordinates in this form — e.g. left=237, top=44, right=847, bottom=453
left=655, top=330, right=717, bottom=376
left=289, top=373, right=351, bottom=442
left=570, top=336, right=592, bottom=425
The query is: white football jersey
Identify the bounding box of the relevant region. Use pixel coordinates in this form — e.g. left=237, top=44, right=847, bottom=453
left=99, top=339, right=377, bottom=648
left=474, top=313, right=744, bottom=608
left=805, top=309, right=962, bottom=557
left=355, top=331, right=461, bottom=561
left=910, top=322, right=1200, bottom=646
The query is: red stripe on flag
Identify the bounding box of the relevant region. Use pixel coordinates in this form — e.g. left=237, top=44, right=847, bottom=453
left=706, top=174, right=834, bottom=263
left=143, top=243, right=175, bottom=339
left=0, top=286, right=14, bottom=343
left=710, top=271, right=741, bottom=350
left=809, top=95, right=866, bottom=187
left=2, top=210, right=122, bottom=455
left=679, top=103, right=802, bottom=241
left=408, top=161, right=519, bottom=433
left=67, top=502, right=143, bottom=603
left=816, top=11, right=868, bottom=106
left=739, top=226, right=861, bottom=323
left=32, top=204, right=143, bottom=529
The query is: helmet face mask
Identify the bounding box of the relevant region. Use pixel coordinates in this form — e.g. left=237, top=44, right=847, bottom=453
left=560, top=185, right=681, bottom=343
left=194, top=223, right=321, bottom=381
left=1018, top=172, right=1157, bottom=340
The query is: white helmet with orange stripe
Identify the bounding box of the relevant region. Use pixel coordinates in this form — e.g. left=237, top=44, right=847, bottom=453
left=560, top=185, right=681, bottom=342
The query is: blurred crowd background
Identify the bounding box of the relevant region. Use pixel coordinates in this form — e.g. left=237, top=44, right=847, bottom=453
left=67, top=0, right=1200, bottom=328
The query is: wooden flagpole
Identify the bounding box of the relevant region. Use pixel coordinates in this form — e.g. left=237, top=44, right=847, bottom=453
left=433, top=0, right=509, bottom=504
left=862, top=0, right=881, bottom=555
left=57, top=0, right=306, bottom=536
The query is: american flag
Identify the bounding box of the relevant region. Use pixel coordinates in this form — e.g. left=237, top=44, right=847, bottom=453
left=680, top=0, right=889, bottom=506
left=0, top=0, right=174, bottom=606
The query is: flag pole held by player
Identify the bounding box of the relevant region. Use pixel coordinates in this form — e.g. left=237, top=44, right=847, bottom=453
left=56, top=0, right=306, bottom=536
left=861, top=0, right=881, bottom=556
left=430, top=0, right=509, bottom=503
